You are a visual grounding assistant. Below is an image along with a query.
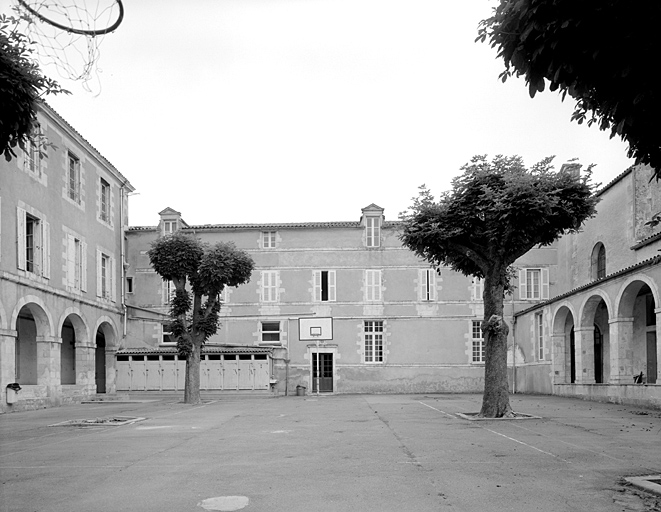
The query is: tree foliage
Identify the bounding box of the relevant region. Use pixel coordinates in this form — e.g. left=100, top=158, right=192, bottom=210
left=400, top=155, right=599, bottom=417
left=477, top=1, right=661, bottom=179
left=148, top=232, right=254, bottom=403
left=0, top=13, right=67, bottom=162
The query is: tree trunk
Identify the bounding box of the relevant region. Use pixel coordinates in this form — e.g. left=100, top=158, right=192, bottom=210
left=183, top=340, right=202, bottom=404
left=479, top=268, right=513, bottom=418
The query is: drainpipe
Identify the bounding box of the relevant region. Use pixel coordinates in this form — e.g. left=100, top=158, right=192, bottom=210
left=511, top=292, right=517, bottom=394
left=120, top=183, right=128, bottom=338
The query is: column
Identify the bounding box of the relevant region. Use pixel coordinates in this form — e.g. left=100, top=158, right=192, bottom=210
left=75, top=343, right=95, bottom=388
left=37, top=335, right=61, bottom=394
left=608, top=317, right=634, bottom=383
left=574, top=327, right=595, bottom=384
left=551, top=333, right=566, bottom=384
left=0, top=329, right=18, bottom=387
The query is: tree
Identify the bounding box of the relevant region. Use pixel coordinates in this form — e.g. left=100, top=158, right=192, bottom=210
left=477, top=1, right=661, bottom=180
left=400, top=155, right=599, bottom=417
left=0, top=13, right=67, bottom=161
left=148, top=233, right=255, bottom=404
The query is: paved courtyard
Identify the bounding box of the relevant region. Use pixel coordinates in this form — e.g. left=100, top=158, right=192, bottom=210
left=1, top=393, right=660, bottom=512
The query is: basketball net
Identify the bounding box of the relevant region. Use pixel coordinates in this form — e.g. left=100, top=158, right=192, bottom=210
left=12, top=0, right=124, bottom=93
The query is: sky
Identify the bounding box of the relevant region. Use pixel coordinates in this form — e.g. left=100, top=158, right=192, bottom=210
left=5, top=0, right=635, bottom=227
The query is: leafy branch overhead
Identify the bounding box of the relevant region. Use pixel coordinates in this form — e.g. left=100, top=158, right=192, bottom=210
left=477, top=0, right=661, bottom=179
left=0, top=13, right=67, bottom=161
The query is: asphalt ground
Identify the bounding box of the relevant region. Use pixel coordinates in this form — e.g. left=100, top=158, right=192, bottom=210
left=0, top=393, right=660, bottom=512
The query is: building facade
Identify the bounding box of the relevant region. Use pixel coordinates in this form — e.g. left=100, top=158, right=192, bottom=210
left=122, top=204, right=554, bottom=396
left=514, top=165, right=661, bottom=408
left=0, top=103, right=134, bottom=412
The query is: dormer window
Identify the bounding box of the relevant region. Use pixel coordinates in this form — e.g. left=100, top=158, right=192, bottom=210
left=361, top=204, right=384, bottom=248
left=366, top=217, right=380, bottom=247
left=163, top=220, right=177, bottom=235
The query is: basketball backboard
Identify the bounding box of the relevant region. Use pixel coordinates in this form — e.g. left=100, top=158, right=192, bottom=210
left=298, top=317, right=333, bottom=341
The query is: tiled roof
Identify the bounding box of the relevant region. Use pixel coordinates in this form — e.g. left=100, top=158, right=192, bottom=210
left=631, top=231, right=661, bottom=250
left=128, top=220, right=402, bottom=232
left=117, top=345, right=273, bottom=355
left=515, top=255, right=661, bottom=317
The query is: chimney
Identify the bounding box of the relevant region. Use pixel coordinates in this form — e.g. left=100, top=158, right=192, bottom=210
left=560, top=162, right=581, bottom=178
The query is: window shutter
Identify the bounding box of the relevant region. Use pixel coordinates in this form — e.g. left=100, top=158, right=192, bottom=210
left=328, top=270, right=336, bottom=301
left=17, top=207, right=26, bottom=270
left=42, top=221, right=50, bottom=279
left=429, top=270, right=436, bottom=301
left=541, top=268, right=550, bottom=300
left=96, top=250, right=103, bottom=297
left=313, top=270, right=321, bottom=302
left=81, top=241, right=88, bottom=292
left=110, top=257, right=117, bottom=302
left=375, top=270, right=382, bottom=301
left=66, top=234, right=75, bottom=287
left=519, top=269, right=527, bottom=300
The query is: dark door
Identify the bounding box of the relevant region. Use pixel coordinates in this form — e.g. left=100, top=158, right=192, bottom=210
left=647, top=332, right=657, bottom=384
left=95, top=332, right=106, bottom=393
left=594, top=325, right=603, bottom=384
left=312, top=353, right=333, bottom=392
left=570, top=327, right=576, bottom=383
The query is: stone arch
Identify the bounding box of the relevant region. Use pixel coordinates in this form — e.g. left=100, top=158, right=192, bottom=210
left=93, top=316, right=119, bottom=394
left=578, top=290, right=612, bottom=329
left=615, top=274, right=659, bottom=319
left=93, top=316, right=119, bottom=348
left=552, top=302, right=577, bottom=384
left=11, top=295, right=54, bottom=338
left=11, top=296, right=54, bottom=385
left=614, top=275, right=658, bottom=384
left=58, top=309, right=90, bottom=386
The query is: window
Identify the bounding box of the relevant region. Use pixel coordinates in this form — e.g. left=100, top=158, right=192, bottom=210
left=261, top=321, right=280, bottom=343
left=66, top=234, right=87, bottom=291
left=365, top=217, right=380, bottom=247
left=591, top=243, right=606, bottom=280
left=163, top=280, right=175, bottom=304
left=535, top=312, right=544, bottom=360
left=67, top=152, right=81, bottom=203
left=97, top=250, right=115, bottom=301
left=262, top=231, right=276, bottom=249
left=163, top=220, right=177, bottom=235
left=24, top=139, right=40, bottom=175
left=100, top=178, right=110, bottom=222
left=365, top=270, right=382, bottom=302
left=519, top=268, right=549, bottom=300
left=162, top=322, right=175, bottom=345
left=314, top=270, right=336, bottom=302
left=17, top=207, right=50, bottom=278
left=420, top=268, right=436, bottom=301
left=471, top=277, right=484, bottom=301
left=364, top=321, right=384, bottom=363
left=261, top=270, right=278, bottom=302
left=126, top=277, right=134, bottom=293
left=472, top=320, right=485, bottom=363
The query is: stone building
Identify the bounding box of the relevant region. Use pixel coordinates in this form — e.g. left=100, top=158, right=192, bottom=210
left=513, top=165, right=661, bottom=408
left=121, top=205, right=554, bottom=396
left=0, top=103, right=134, bottom=412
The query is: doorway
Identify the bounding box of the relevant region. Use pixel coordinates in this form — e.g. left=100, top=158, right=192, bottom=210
left=594, top=324, right=603, bottom=384
left=95, top=331, right=106, bottom=393
left=312, top=352, right=333, bottom=393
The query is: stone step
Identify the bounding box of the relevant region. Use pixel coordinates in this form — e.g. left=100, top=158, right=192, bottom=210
left=84, top=393, right=131, bottom=402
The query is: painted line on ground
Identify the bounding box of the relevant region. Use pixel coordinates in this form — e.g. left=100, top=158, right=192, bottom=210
left=417, top=401, right=457, bottom=419
left=509, top=422, right=627, bottom=463
left=418, top=400, right=569, bottom=463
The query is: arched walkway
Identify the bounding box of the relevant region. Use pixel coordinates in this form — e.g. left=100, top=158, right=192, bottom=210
left=552, top=304, right=576, bottom=384
left=94, top=317, right=118, bottom=394
left=615, top=279, right=658, bottom=384
left=58, top=310, right=89, bottom=385
left=578, top=292, right=611, bottom=384
left=12, top=299, right=53, bottom=385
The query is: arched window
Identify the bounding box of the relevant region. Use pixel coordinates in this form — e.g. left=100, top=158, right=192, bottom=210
left=591, top=243, right=606, bottom=280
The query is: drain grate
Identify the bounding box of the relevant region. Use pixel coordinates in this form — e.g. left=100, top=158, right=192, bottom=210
left=625, top=475, right=661, bottom=496
left=49, top=416, right=145, bottom=427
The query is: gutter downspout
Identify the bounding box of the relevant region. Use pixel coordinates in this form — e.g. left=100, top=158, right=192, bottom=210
left=511, top=292, right=517, bottom=395
left=120, top=183, right=128, bottom=338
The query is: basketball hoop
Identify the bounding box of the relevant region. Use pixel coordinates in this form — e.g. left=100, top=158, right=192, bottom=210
left=13, top=0, right=125, bottom=92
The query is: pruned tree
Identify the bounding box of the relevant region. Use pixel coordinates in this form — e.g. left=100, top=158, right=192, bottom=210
left=0, top=13, right=67, bottom=161
left=400, top=155, right=599, bottom=417
left=148, top=233, right=254, bottom=404
left=477, top=1, right=661, bottom=179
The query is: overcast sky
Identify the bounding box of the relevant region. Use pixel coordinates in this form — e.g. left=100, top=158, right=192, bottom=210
left=6, top=0, right=634, bottom=227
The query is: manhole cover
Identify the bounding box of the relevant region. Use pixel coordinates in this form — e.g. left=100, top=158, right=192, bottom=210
left=198, top=496, right=249, bottom=511
left=49, top=416, right=145, bottom=427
